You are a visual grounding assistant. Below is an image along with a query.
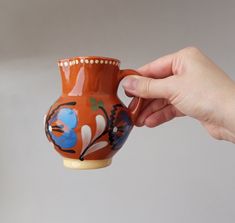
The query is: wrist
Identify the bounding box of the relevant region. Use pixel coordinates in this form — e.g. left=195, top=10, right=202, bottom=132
left=219, top=81, right=235, bottom=142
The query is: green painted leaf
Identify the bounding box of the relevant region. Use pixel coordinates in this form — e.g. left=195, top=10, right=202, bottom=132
left=91, top=105, right=98, bottom=111
left=90, top=97, right=105, bottom=111
left=97, top=100, right=104, bottom=108
left=90, top=97, right=97, bottom=105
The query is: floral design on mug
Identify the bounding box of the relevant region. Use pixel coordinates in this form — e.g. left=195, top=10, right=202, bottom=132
left=78, top=98, right=133, bottom=160
left=45, top=102, right=77, bottom=154
left=79, top=98, right=109, bottom=160
left=79, top=114, right=109, bottom=160
left=45, top=99, right=133, bottom=159
left=48, top=108, right=77, bottom=148
left=109, top=108, right=132, bottom=150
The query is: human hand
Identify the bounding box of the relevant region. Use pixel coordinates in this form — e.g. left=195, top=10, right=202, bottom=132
left=122, top=47, right=235, bottom=143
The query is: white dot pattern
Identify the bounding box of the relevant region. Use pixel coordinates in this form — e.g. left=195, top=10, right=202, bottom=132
left=58, top=58, right=120, bottom=67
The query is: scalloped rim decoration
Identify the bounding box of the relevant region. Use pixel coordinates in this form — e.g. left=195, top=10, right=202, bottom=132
left=58, top=57, right=120, bottom=67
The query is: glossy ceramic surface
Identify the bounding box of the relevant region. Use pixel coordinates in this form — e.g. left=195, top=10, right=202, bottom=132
left=44, top=56, right=142, bottom=169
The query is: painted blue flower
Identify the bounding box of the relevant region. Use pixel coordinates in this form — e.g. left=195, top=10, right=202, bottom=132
left=109, top=109, right=132, bottom=150
left=47, top=108, right=78, bottom=149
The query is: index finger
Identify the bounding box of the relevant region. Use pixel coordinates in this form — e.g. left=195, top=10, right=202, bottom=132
left=137, top=52, right=177, bottom=78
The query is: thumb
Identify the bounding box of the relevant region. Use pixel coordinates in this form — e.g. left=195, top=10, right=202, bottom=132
left=122, top=75, right=174, bottom=99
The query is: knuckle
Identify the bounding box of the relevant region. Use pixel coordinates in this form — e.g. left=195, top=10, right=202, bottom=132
left=164, top=105, right=176, bottom=121
left=161, top=77, right=174, bottom=99
left=172, top=55, right=183, bottom=75
left=169, top=105, right=177, bottom=118
left=181, top=46, right=201, bottom=56
left=147, top=62, right=155, bottom=74
left=175, top=46, right=201, bottom=74
left=138, top=78, right=153, bottom=98
left=146, top=78, right=153, bottom=98
left=211, top=131, right=223, bottom=140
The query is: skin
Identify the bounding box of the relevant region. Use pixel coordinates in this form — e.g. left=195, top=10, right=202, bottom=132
left=122, top=47, right=235, bottom=143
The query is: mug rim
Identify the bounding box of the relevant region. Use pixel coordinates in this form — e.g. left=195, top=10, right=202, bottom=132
left=58, top=56, right=121, bottom=67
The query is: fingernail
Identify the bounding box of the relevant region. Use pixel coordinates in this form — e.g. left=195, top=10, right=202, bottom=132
left=136, top=120, right=144, bottom=127
left=137, top=118, right=145, bottom=126
left=122, top=77, right=138, bottom=91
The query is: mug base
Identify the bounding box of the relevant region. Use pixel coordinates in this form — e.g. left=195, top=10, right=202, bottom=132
left=63, top=158, right=112, bottom=170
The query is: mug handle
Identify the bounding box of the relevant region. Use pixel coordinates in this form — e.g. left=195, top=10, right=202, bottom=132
left=118, top=69, right=143, bottom=123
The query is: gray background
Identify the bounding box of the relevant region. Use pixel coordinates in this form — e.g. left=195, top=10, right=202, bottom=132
left=1, top=0, right=235, bottom=222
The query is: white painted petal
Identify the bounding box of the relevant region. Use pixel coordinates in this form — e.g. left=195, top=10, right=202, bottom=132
left=94, top=115, right=106, bottom=138
left=81, top=125, right=92, bottom=154
left=84, top=141, right=108, bottom=156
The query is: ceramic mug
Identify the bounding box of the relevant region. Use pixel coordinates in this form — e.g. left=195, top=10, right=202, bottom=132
left=44, top=56, right=142, bottom=170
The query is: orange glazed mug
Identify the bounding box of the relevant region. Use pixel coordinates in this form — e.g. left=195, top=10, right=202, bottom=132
left=44, top=56, right=142, bottom=170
